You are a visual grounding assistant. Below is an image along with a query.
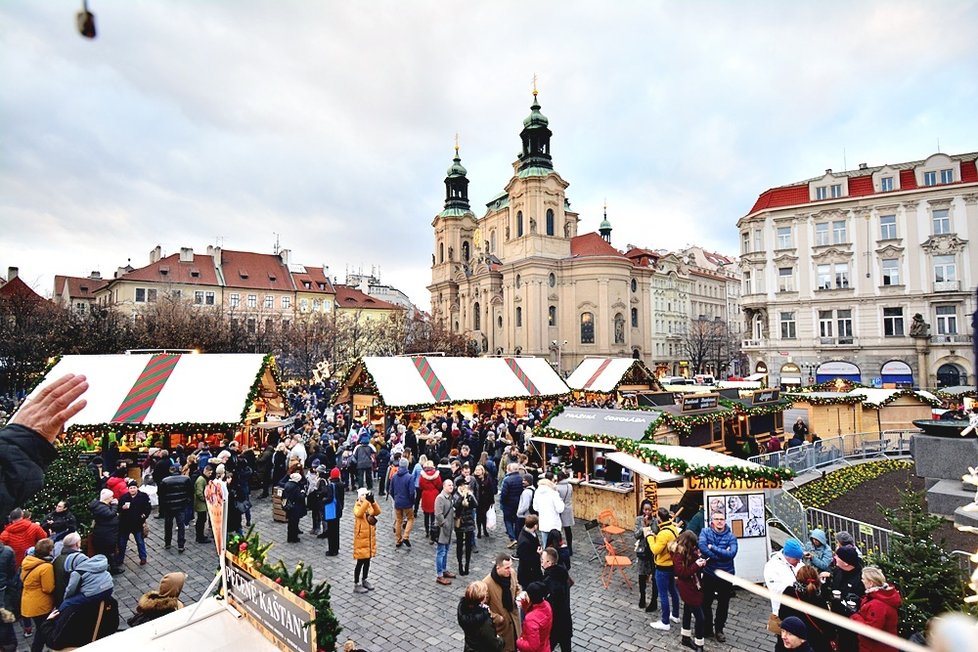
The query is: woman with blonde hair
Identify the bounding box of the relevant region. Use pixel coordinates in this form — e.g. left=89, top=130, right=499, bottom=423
left=457, top=580, right=504, bottom=651
left=851, top=566, right=902, bottom=652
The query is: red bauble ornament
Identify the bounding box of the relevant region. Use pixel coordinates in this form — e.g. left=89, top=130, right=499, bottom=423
left=239, top=542, right=248, bottom=552
left=299, top=590, right=307, bottom=599
left=275, top=577, right=283, bottom=584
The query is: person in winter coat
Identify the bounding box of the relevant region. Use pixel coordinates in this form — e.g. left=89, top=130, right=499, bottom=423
left=352, top=487, right=381, bottom=593
left=803, top=529, right=834, bottom=572
left=793, top=418, right=809, bottom=440
left=281, top=472, right=307, bottom=544
left=418, top=461, right=443, bottom=543
left=764, top=538, right=805, bottom=615
left=41, top=502, right=78, bottom=543
left=516, top=515, right=543, bottom=589
left=105, top=468, right=129, bottom=500
left=634, top=499, right=659, bottom=614
left=483, top=554, right=521, bottom=652
left=0, top=508, right=47, bottom=568
left=516, top=475, right=535, bottom=534
left=541, top=547, right=572, bottom=652
left=850, top=566, right=902, bottom=652
left=516, top=581, right=553, bottom=652
left=60, top=552, right=113, bottom=610
left=117, top=480, right=151, bottom=566
left=778, top=564, right=835, bottom=652
left=0, top=540, right=14, bottom=612
left=271, top=443, right=288, bottom=488
left=433, top=479, right=457, bottom=585
left=389, top=459, right=416, bottom=547
left=474, top=465, right=497, bottom=539
left=698, top=511, right=738, bottom=642
left=457, top=579, right=504, bottom=652
left=531, top=478, right=564, bottom=549
left=89, top=489, right=122, bottom=574
left=257, top=444, right=274, bottom=498
left=455, top=481, right=478, bottom=576
left=649, top=508, right=681, bottom=631
left=19, top=538, right=54, bottom=652
left=193, top=464, right=213, bottom=544
left=777, top=616, right=815, bottom=652
left=821, top=544, right=864, bottom=652
left=323, top=469, right=345, bottom=555
left=352, top=435, right=375, bottom=491
left=0, top=606, right=16, bottom=652
left=127, top=571, right=185, bottom=626
left=305, top=464, right=327, bottom=537
left=498, top=465, right=524, bottom=547
left=554, top=471, right=575, bottom=556
left=670, top=530, right=706, bottom=651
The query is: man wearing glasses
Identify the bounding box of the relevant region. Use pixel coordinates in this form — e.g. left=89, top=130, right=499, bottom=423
left=698, top=512, right=739, bottom=643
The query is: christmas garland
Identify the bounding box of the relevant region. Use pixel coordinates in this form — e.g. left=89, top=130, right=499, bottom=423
left=67, top=421, right=238, bottom=437
left=534, top=426, right=793, bottom=482
left=785, top=389, right=941, bottom=409
left=229, top=527, right=342, bottom=652
left=855, top=389, right=942, bottom=409
left=719, top=397, right=791, bottom=417
left=936, top=387, right=977, bottom=401
left=784, top=392, right=863, bottom=406
left=25, top=355, right=63, bottom=395
left=797, top=379, right=867, bottom=392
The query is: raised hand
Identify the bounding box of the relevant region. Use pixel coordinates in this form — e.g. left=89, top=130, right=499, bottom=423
left=11, top=374, right=89, bottom=443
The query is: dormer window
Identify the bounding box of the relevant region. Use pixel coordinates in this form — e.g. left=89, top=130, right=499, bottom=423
left=816, top=187, right=827, bottom=200
left=190, top=269, right=200, bottom=278
left=159, top=266, right=169, bottom=276
left=941, top=168, right=954, bottom=184
left=239, top=270, right=249, bottom=279
left=830, top=184, right=842, bottom=198
left=268, top=273, right=277, bottom=282
left=317, top=282, right=325, bottom=290
left=303, top=281, right=311, bottom=289
left=880, top=176, right=893, bottom=192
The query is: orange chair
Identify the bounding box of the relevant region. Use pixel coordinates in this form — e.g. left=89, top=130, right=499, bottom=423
left=601, top=539, right=633, bottom=589
left=597, top=509, right=626, bottom=536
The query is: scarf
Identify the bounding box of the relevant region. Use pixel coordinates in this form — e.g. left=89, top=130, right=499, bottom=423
left=491, top=566, right=514, bottom=612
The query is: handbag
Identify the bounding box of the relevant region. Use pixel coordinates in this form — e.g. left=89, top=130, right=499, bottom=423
left=365, top=513, right=378, bottom=526
left=142, top=522, right=150, bottom=538
left=766, top=612, right=782, bottom=635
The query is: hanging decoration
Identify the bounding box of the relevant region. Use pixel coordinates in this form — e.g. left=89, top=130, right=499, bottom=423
left=720, top=397, right=791, bottom=418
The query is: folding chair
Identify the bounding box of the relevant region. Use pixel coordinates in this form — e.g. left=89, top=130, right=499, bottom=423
left=601, top=539, right=633, bottom=589
left=584, top=519, right=606, bottom=561
left=597, top=509, right=627, bottom=553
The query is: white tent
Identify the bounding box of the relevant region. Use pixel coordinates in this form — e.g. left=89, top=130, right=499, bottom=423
left=336, top=356, right=570, bottom=409
left=565, top=357, right=660, bottom=393
left=21, top=353, right=279, bottom=428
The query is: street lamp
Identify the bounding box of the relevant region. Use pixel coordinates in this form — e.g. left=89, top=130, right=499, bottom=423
left=550, top=339, right=568, bottom=376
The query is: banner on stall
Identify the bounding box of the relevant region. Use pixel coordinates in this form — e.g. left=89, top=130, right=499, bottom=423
left=224, top=553, right=317, bottom=652
left=688, top=476, right=781, bottom=491
left=681, top=393, right=719, bottom=413
left=205, top=479, right=229, bottom=558
left=705, top=492, right=767, bottom=539
left=643, top=480, right=658, bottom=511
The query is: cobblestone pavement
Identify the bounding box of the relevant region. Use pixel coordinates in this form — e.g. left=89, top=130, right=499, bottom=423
left=17, top=494, right=774, bottom=651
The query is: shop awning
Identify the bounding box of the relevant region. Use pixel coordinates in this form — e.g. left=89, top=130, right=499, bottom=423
left=546, top=406, right=663, bottom=440
left=606, top=451, right=682, bottom=483
left=746, top=372, right=767, bottom=381
left=527, top=435, right=616, bottom=450
left=566, top=358, right=661, bottom=393
left=780, top=377, right=802, bottom=385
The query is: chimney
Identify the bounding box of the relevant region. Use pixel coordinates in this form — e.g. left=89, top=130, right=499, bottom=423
left=179, top=247, right=194, bottom=263
left=7, top=267, right=18, bottom=281
left=825, top=169, right=832, bottom=175
left=206, top=245, right=214, bottom=256
left=279, top=248, right=290, bottom=266
left=858, top=163, right=868, bottom=170
left=150, top=245, right=162, bottom=264
left=88, top=271, right=101, bottom=280
left=323, top=265, right=330, bottom=280
left=115, top=267, right=129, bottom=279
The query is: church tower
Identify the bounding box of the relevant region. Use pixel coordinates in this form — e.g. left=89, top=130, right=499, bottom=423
left=517, top=85, right=553, bottom=175
left=599, top=202, right=612, bottom=243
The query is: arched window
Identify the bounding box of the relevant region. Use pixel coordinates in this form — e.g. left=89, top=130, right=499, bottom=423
left=937, top=363, right=963, bottom=387
left=516, top=307, right=523, bottom=328
left=632, top=348, right=641, bottom=360
left=614, top=313, right=625, bottom=344
left=546, top=209, right=555, bottom=236
left=631, top=307, right=639, bottom=328
left=580, top=312, right=594, bottom=344
left=631, top=278, right=638, bottom=293
left=490, top=230, right=496, bottom=252
left=473, top=302, right=480, bottom=330
left=548, top=273, right=556, bottom=287
left=548, top=305, right=557, bottom=326
left=515, top=274, right=522, bottom=289
left=517, top=211, right=524, bottom=237
left=462, top=241, right=470, bottom=262
left=439, top=242, right=444, bottom=263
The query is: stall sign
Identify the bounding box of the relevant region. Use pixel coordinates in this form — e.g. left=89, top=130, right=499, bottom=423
left=224, top=552, right=317, bottom=652
left=688, top=476, right=781, bottom=491
left=643, top=480, right=658, bottom=511
left=751, top=389, right=781, bottom=406
left=681, top=393, right=719, bottom=413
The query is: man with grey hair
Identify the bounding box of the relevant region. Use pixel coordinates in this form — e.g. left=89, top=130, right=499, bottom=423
left=52, top=532, right=84, bottom=606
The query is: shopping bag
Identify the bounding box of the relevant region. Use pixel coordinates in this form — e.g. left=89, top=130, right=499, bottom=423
left=486, top=507, right=497, bottom=531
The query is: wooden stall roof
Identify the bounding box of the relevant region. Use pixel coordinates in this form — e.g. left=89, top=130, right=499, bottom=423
left=17, top=353, right=280, bottom=429
left=566, top=358, right=663, bottom=393
left=334, top=356, right=570, bottom=410
left=936, top=385, right=978, bottom=400
left=787, top=388, right=941, bottom=409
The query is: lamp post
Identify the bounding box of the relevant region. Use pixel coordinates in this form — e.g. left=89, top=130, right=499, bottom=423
left=550, top=339, right=568, bottom=376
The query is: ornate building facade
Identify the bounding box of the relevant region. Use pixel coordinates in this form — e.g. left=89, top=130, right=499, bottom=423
left=738, top=152, right=978, bottom=389
left=427, top=92, right=653, bottom=374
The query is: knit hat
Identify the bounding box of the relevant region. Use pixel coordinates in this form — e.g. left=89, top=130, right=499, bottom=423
left=289, top=472, right=302, bottom=482
left=835, top=545, right=860, bottom=567
left=782, top=538, right=804, bottom=560
left=780, top=616, right=808, bottom=640
left=836, top=531, right=855, bottom=546
left=330, top=468, right=341, bottom=480
left=159, top=572, right=186, bottom=599
left=100, top=488, right=114, bottom=501
left=311, top=459, right=321, bottom=468
left=126, top=479, right=138, bottom=487
left=525, top=581, right=549, bottom=604
left=398, top=458, right=408, bottom=470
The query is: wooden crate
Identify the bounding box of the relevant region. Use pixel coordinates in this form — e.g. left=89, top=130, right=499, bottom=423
left=271, top=486, right=287, bottom=523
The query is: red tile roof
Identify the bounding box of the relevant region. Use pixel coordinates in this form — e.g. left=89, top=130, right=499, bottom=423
left=899, top=169, right=917, bottom=190
left=962, top=160, right=978, bottom=183
left=0, top=276, right=45, bottom=302
left=847, top=175, right=874, bottom=197
left=55, top=275, right=107, bottom=300
left=334, top=285, right=400, bottom=311
left=570, top=232, right=625, bottom=258
left=747, top=184, right=810, bottom=214
left=291, top=266, right=335, bottom=294
left=219, top=250, right=294, bottom=291
left=119, top=254, right=220, bottom=285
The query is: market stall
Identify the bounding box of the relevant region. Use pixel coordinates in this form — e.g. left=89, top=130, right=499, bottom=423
left=565, top=357, right=664, bottom=406
left=332, top=355, right=571, bottom=426
left=25, top=353, right=285, bottom=453
left=638, top=392, right=736, bottom=451
left=787, top=387, right=940, bottom=435
left=721, top=388, right=790, bottom=448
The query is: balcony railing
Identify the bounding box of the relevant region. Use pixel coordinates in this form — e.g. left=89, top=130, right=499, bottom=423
left=932, top=333, right=973, bottom=344
left=816, top=336, right=857, bottom=347
left=742, top=338, right=763, bottom=349
left=934, top=280, right=961, bottom=292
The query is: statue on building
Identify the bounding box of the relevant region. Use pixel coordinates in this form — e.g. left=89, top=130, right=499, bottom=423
left=910, top=313, right=930, bottom=338
left=529, top=217, right=537, bottom=233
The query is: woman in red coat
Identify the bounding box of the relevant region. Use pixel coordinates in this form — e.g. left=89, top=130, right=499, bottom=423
left=850, top=566, right=902, bottom=652
left=516, top=582, right=553, bottom=652
left=418, top=460, right=443, bottom=543
left=670, top=530, right=706, bottom=652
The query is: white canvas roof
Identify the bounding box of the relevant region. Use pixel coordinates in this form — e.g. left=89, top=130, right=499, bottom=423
left=847, top=388, right=938, bottom=408
left=638, top=443, right=766, bottom=471
left=20, top=353, right=271, bottom=427
left=566, top=357, right=644, bottom=392
left=356, top=356, right=570, bottom=408
left=606, top=451, right=683, bottom=482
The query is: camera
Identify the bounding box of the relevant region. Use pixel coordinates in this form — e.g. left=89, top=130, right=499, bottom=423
left=365, top=492, right=374, bottom=503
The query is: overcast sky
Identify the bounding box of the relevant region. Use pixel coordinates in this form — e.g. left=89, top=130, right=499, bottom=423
left=2, top=1, right=977, bottom=310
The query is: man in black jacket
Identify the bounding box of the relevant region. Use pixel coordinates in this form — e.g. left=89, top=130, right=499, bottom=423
left=158, top=467, right=193, bottom=552
left=0, top=374, right=88, bottom=519
left=515, top=514, right=542, bottom=589
left=542, top=547, right=573, bottom=652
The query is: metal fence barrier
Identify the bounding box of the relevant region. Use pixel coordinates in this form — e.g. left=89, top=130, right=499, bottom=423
left=805, top=507, right=899, bottom=558
left=749, top=429, right=918, bottom=476
left=766, top=488, right=809, bottom=542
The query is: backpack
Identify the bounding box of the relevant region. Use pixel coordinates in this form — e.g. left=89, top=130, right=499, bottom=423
left=354, top=444, right=373, bottom=468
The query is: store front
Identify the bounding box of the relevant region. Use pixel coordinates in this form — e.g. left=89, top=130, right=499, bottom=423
left=779, top=363, right=801, bottom=389
left=815, top=360, right=862, bottom=384
left=880, top=360, right=913, bottom=388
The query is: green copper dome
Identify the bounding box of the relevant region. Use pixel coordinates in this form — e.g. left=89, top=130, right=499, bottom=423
left=599, top=216, right=612, bottom=230
left=523, top=99, right=549, bottom=128
left=446, top=154, right=467, bottom=178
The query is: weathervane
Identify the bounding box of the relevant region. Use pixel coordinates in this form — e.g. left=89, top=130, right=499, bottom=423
left=532, top=73, right=538, bottom=98
left=454, top=132, right=459, bottom=154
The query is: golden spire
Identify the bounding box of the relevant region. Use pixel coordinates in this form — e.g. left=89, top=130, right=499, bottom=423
left=454, top=132, right=459, bottom=155
left=532, top=73, right=538, bottom=99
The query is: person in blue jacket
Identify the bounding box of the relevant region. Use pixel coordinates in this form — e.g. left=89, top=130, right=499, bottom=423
left=803, top=528, right=833, bottom=572
left=698, top=511, right=739, bottom=643
left=497, top=463, right=524, bottom=547
left=322, top=468, right=345, bottom=556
